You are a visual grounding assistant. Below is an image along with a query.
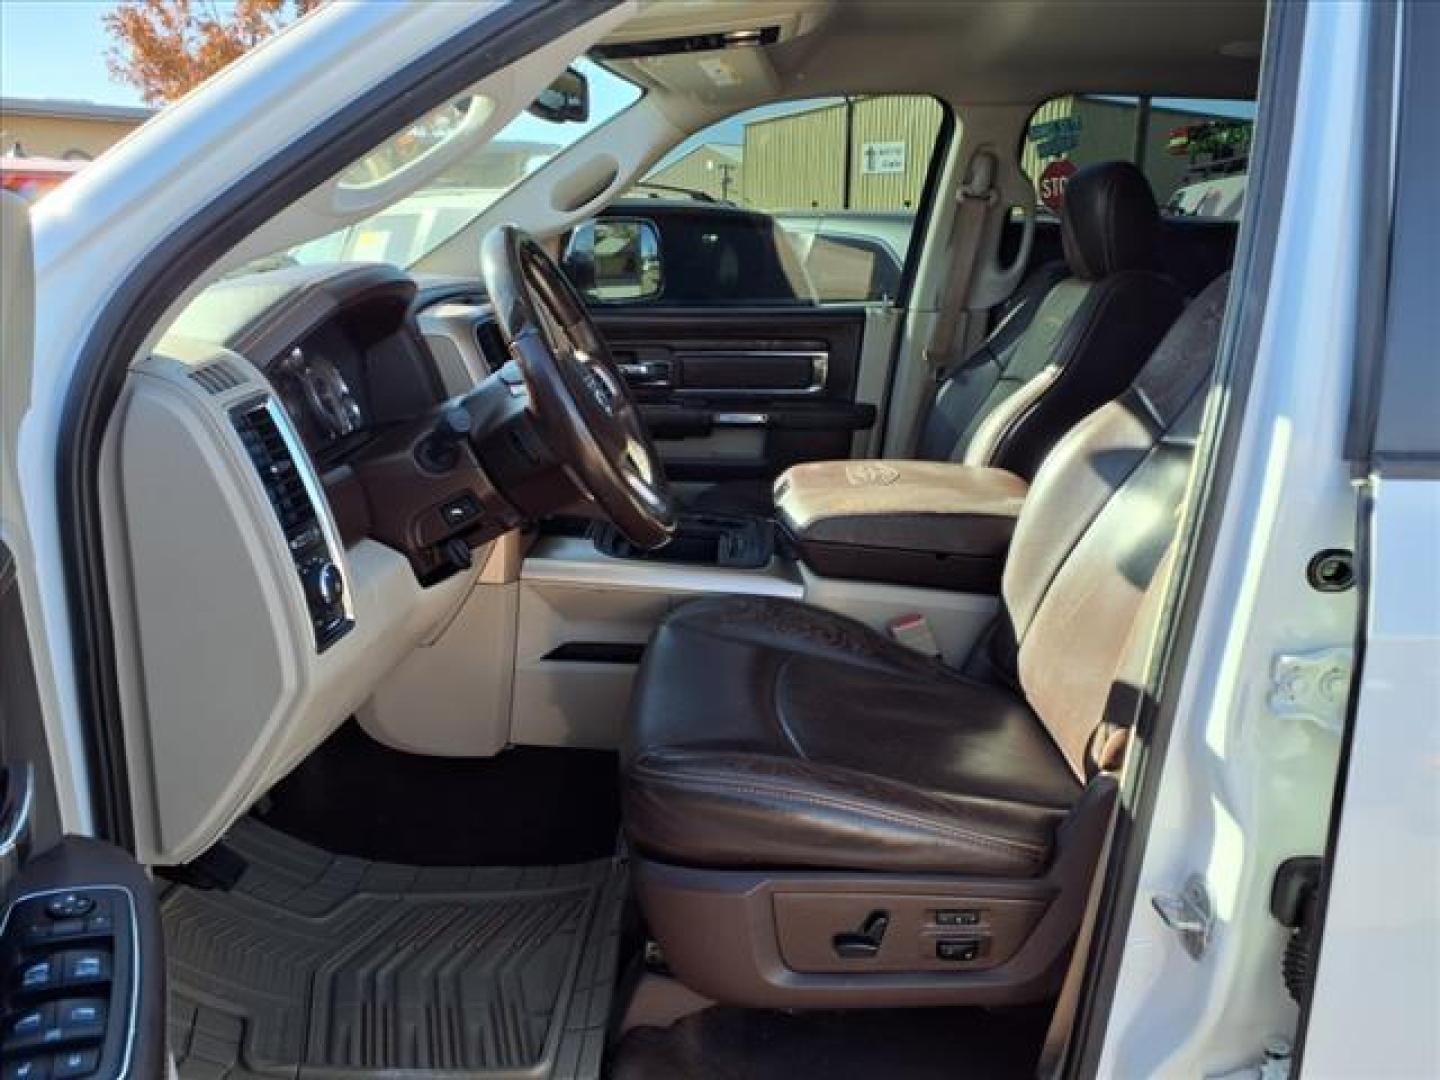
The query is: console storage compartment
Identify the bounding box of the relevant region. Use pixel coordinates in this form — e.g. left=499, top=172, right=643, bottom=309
left=775, top=460, right=1027, bottom=591
left=591, top=512, right=775, bottom=569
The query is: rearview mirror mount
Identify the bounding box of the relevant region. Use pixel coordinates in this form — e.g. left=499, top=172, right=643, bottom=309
left=528, top=67, right=590, bottom=124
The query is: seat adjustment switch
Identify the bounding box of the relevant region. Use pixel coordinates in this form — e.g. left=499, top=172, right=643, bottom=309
left=832, top=909, right=890, bottom=959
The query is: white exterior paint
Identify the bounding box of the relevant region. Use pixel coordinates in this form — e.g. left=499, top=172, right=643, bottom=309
left=12, top=1, right=511, bottom=833
left=1302, top=479, right=1440, bottom=1078
left=1098, top=2, right=1373, bottom=1074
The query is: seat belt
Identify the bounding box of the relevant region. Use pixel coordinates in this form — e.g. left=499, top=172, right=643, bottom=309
left=922, top=148, right=1000, bottom=378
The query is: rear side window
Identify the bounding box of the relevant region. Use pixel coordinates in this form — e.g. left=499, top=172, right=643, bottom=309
left=567, top=95, right=951, bottom=305
left=1025, top=95, right=1256, bottom=221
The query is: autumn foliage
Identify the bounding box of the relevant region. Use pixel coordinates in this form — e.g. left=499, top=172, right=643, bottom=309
left=103, top=0, right=322, bottom=105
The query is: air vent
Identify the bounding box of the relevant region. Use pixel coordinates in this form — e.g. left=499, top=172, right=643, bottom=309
left=231, top=399, right=351, bottom=651
left=189, top=360, right=247, bottom=395
left=475, top=317, right=511, bottom=374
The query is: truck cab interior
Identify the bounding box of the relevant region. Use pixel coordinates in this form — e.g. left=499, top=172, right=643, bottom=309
left=2, top=1, right=1303, bottom=1077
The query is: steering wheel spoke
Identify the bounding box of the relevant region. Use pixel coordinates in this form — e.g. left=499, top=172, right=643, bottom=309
left=480, top=225, right=676, bottom=549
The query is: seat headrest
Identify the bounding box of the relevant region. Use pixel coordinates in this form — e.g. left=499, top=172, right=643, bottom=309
left=1060, top=161, right=1160, bottom=280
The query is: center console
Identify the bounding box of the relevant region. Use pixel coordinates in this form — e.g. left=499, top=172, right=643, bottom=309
left=513, top=461, right=1028, bottom=751
left=590, top=512, right=776, bottom=570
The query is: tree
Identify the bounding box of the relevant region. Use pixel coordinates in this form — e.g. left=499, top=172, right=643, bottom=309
left=103, top=0, right=322, bottom=106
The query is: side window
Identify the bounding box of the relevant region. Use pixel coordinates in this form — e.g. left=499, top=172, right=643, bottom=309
left=564, top=95, right=950, bottom=305
left=1024, top=95, right=1256, bottom=221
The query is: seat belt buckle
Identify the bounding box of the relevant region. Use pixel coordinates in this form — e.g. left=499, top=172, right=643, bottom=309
left=888, top=613, right=941, bottom=658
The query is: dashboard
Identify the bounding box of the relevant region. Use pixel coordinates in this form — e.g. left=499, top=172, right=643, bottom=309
left=112, top=261, right=516, bottom=866
left=176, top=263, right=452, bottom=462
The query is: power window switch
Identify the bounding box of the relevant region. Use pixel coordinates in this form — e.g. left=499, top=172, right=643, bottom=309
left=935, top=937, right=981, bottom=962
left=59, top=950, right=111, bottom=988
left=3, top=1004, right=59, bottom=1054
left=3, top=1057, right=51, bottom=1080
left=56, top=999, right=106, bottom=1040
left=51, top=1049, right=98, bottom=1080
left=16, top=957, right=61, bottom=993
left=6, top=1004, right=51, bottom=1039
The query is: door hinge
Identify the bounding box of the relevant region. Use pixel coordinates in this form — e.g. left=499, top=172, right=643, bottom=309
left=1268, top=646, right=1353, bottom=735
left=1152, top=873, right=1214, bottom=959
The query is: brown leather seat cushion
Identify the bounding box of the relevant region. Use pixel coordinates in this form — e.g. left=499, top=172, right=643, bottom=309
left=624, top=597, right=1080, bottom=877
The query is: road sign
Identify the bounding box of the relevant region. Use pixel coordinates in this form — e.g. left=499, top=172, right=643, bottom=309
left=861, top=141, right=906, bottom=175
left=1039, top=158, right=1077, bottom=213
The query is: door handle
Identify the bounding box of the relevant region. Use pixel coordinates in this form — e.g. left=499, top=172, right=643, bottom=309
left=617, top=361, right=671, bottom=386
left=0, top=764, right=35, bottom=889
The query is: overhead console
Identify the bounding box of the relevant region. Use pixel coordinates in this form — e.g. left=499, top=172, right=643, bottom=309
left=593, top=0, right=834, bottom=101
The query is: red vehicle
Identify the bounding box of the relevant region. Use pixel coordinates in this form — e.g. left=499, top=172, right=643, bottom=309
left=0, top=155, right=83, bottom=201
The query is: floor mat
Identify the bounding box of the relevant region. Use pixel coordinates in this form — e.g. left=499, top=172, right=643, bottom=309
left=258, top=721, right=621, bottom=866
left=608, top=1003, right=1050, bottom=1080
left=164, top=818, right=624, bottom=1079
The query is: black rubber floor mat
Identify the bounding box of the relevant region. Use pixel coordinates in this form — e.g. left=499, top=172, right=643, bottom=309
left=164, top=819, right=624, bottom=1079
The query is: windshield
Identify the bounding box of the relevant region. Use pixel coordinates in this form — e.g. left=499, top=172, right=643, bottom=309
left=285, top=59, right=640, bottom=270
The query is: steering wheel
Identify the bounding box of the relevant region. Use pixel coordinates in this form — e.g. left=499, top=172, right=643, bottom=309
left=480, top=225, right=676, bottom=550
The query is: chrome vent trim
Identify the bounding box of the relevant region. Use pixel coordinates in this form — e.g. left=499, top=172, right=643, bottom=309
left=230, top=396, right=353, bottom=651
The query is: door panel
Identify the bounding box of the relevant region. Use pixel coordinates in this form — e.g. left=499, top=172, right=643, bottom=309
left=591, top=306, right=875, bottom=483
left=1, top=833, right=169, bottom=1080
left=2, top=556, right=169, bottom=1079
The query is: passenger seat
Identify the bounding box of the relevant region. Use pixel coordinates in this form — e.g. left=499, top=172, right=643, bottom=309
left=692, top=160, right=1186, bottom=514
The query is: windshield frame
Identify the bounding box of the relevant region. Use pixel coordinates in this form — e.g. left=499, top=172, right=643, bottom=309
left=288, top=56, right=644, bottom=271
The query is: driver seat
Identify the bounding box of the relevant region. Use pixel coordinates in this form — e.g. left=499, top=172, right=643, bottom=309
left=621, top=274, right=1230, bottom=1008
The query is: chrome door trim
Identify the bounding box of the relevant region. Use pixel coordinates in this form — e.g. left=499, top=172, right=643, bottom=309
left=671, top=349, right=829, bottom=396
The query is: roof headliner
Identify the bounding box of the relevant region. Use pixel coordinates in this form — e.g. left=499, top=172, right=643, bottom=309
left=613, top=0, right=1265, bottom=107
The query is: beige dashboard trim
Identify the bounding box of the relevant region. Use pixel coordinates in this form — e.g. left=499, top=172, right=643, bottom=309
left=105, top=344, right=476, bottom=864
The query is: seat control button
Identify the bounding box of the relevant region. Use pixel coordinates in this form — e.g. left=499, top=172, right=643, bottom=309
left=934, top=908, right=981, bottom=927
left=44, top=894, right=95, bottom=920
left=936, top=938, right=981, bottom=962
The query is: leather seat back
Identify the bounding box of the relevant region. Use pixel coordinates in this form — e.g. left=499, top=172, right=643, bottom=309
left=989, top=273, right=1230, bottom=776
left=920, top=161, right=1186, bottom=479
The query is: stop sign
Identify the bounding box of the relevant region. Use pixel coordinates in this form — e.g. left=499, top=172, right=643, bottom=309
left=1039, top=159, right=1077, bottom=213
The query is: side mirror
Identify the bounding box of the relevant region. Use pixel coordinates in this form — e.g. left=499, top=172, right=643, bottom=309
left=528, top=67, right=590, bottom=123
left=563, top=219, right=663, bottom=303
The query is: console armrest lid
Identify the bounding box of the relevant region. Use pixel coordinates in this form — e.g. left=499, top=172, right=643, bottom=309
left=775, top=460, right=1028, bottom=591
left=776, top=460, right=1027, bottom=557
